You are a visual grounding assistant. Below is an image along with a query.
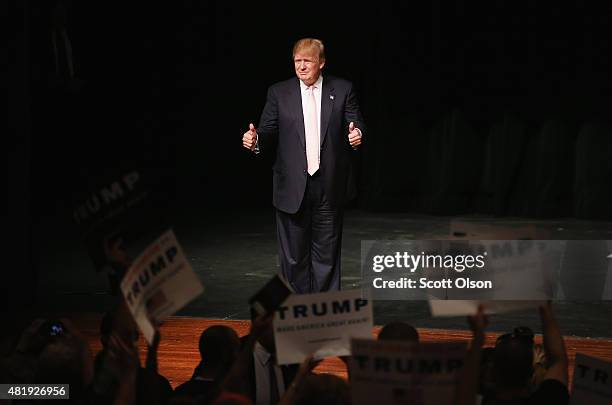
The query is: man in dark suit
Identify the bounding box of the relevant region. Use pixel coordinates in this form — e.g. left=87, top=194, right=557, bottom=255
left=240, top=326, right=299, bottom=404
left=242, top=38, right=366, bottom=293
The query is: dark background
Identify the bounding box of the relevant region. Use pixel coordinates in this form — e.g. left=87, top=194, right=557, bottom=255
left=4, top=0, right=612, bottom=312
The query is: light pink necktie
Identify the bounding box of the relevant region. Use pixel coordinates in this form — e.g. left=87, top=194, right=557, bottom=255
left=305, top=85, right=319, bottom=175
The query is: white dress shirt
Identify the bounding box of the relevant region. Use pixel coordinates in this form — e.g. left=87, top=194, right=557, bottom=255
left=253, top=342, right=285, bottom=404
left=254, top=73, right=361, bottom=155
left=300, top=74, right=323, bottom=167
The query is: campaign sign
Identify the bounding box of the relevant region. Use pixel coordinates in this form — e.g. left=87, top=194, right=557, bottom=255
left=120, top=229, right=204, bottom=344
left=465, top=240, right=560, bottom=300
left=571, top=353, right=612, bottom=405
left=350, top=339, right=466, bottom=405
left=429, top=300, right=543, bottom=317
left=273, top=289, right=373, bottom=365
left=72, top=167, right=170, bottom=273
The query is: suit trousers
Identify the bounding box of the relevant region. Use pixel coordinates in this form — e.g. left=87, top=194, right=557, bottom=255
left=275, top=172, right=343, bottom=293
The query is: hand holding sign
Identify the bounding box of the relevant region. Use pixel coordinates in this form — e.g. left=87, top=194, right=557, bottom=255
left=280, top=354, right=323, bottom=405
left=348, top=121, right=362, bottom=149
left=242, top=123, right=258, bottom=151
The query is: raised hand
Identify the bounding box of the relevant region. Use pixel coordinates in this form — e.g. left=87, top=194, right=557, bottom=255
left=242, top=123, right=258, bottom=151
left=348, top=121, right=362, bottom=149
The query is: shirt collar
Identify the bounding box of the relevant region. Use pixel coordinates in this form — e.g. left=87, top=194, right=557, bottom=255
left=300, top=74, right=323, bottom=91
left=254, top=341, right=273, bottom=366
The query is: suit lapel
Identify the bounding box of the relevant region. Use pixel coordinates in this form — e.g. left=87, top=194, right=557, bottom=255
left=289, top=78, right=306, bottom=150
left=321, top=79, right=334, bottom=146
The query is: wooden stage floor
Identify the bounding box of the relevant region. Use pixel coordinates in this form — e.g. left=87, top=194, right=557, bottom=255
left=71, top=314, right=612, bottom=389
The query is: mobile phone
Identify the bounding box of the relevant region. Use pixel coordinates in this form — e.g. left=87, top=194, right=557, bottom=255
left=49, top=322, right=64, bottom=336
left=248, top=274, right=293, bottom=316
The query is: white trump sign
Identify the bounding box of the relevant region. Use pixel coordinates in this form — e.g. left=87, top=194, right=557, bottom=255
left=120, top=229, right=204, bottom=344
left=571, top=353, right=612, bottom=405
left=273, top=289, right=373, bottom=365
left=350, top=339, right=466, bottom=405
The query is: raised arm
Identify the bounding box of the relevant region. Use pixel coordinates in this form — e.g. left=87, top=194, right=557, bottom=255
left=539, top=301, right=568, bottom=386
left=455, top=305, right=488, bottom=405
left=243, top=86, right=279, bottom=154
left=257, top=86, right=279, bottom=148
left=279, top=354, right=321, bottom=405
left=145, top=329, right=161, bottom=374
left=344, top=83, right=366, bottom=149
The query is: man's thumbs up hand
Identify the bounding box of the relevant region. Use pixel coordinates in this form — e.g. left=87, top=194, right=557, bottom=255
left=242, top=122, right=258, bottom=151
left=348, top=121, right=362, bottom=149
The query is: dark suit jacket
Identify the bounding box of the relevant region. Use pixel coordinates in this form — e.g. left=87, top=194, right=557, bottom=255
left=240, top=335, right=300, bottom=403
left=257, top=75, right=366, bottom=214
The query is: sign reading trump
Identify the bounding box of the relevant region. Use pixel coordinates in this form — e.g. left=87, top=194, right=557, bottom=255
left=349, top=339, right=466, bottom=405
left=273, top=289, right=373, bottom=365
left=120, top=229, right=204, bottom=344
left=571, top=353, right=612, bottom=405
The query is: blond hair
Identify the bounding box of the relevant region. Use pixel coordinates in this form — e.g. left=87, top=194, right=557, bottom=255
left=292, top=38, right=325, bottom=62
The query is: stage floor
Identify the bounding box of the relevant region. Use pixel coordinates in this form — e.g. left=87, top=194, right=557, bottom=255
left=70, top=314, right=612, bottom=389
left=37, top=210, right=612, bottom=338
